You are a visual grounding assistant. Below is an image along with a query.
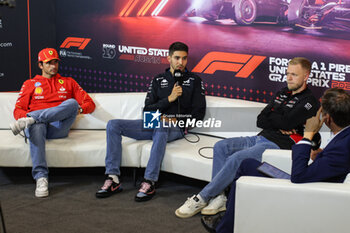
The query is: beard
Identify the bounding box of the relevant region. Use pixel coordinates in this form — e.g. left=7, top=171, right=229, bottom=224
left=288, top=83, right=303, bottom=92
left=170, top=63, right=184, bottom=72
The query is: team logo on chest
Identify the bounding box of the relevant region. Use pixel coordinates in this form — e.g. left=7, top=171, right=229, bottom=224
left=58, top=86, right=67, bottom=94
left=35, top=87, right=43, bottom=94
left=160, top=79, right=168, bottom=88
left=181, top=77, right=193, bottom=86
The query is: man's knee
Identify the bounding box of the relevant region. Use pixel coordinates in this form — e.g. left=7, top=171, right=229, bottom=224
left=28, top=123, right=47, bottom=139
left=213, top=139, right=226, bottom=154
left=107, top=119, right=122, bottom=134
left=65, top=98, right=79, bottom=109
left=61, top=98, right=79, bottom=115
left=30, top=123, right=46, bottom=132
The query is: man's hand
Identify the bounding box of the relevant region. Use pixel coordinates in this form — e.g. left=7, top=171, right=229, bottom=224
left=168, top=83, right=183, bottom=103
left=310, top=148, right=323, bottom=161
left=304, top=107, right=324, bottom=140
left=280, top=129, right=297, bottom=135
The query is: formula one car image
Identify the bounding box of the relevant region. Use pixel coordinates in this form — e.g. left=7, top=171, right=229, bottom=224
left=193, top=0, right=287, bottom=25
left=190, top=0, right=350, bottom=31
left=288, top=0, right=350, bottom=31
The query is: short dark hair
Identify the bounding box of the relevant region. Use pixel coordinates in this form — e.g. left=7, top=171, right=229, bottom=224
left=322, top=88, right=350, bottom=127
left=289, top=57, right=311, bottom=74
left=169, top=42, right=188, bottom=56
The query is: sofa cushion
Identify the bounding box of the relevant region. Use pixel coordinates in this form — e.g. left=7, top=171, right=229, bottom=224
left=0, top=92, right=147, bottom=130
left=140, top=135, right=222, bottom=182
left=0, top=92, right=277, bottom=182
left=0, top=93, right=17, bottom=129
left=0, top=130, right=148, bottom=168
left=191, top=96, right=266, bottom=138
left=72, top=93, right=146, bottom=129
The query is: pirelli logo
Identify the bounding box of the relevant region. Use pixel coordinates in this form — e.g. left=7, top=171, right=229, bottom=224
left=60, top=37, right=91, bottom=50
left=332, top=80, right=350, bottom=90
left=192, top=52, right=266, bottom=78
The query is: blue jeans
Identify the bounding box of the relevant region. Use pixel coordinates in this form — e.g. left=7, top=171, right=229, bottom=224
left=105, top=119, right=183, bottom=182
left=199, top=136, right=280, bottom=201
left=25, top=99, right=79, bottom=180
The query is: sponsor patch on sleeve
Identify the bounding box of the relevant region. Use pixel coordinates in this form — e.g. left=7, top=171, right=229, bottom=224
left=304, top=103, right=312, bottom=110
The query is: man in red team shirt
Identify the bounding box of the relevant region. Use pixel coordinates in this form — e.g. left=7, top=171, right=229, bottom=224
left=10, top=48, right=95, bottom=198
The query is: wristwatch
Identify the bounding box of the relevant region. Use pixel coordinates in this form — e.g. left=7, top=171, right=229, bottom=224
left=302, top=133, right=321, bottom=150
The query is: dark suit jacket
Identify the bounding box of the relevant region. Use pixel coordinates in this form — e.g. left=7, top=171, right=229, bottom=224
left=291, top=126, right=350, bottom=183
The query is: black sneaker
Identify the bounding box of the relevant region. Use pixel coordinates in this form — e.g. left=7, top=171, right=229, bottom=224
left=96, top=177, right=122, bottom=198
left=201, top=212, right=225, bottom=233
left=134, top=180, right=155, bottom=202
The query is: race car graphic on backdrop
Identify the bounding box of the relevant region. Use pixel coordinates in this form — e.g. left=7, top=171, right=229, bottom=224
left=189, top=0, right=350, bottom=31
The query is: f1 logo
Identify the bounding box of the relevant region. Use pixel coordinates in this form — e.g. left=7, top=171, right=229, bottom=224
left=60, top=37, right=91, bottom=50
left=143, top=110, right=161, bottom=129
left=192, top=52, right=266, bottom=78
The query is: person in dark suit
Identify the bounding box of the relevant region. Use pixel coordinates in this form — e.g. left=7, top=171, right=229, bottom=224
left=202, top=88, right=350, bottom=233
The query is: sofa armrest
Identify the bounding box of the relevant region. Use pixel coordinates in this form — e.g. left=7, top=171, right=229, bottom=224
left=234, top=176, right=350, bottom=233
left=262, top=149, right=314, bottom=174
left=261, top=149, right=293, bottom=173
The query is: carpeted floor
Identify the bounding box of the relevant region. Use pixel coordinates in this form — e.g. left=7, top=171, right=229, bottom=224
left=0, top=167, right=209, bottom=233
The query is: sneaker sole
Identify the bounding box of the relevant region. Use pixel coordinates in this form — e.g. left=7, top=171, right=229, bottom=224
left=175, top=208, right=203, bottom=218
left=201, top=206, right=226, bottom=215
left=134, top=192, right=155, bottom=202
left=95, top=188, right=123, bottom=198
left=35, top=190, right=49, bottom=198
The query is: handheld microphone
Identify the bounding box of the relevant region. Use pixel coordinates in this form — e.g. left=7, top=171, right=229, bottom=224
left=173, top=69, right=183, bottom=115
left=174, top=69, right=183, bottom=86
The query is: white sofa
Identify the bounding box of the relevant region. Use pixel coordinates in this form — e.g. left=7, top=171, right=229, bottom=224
left=234, top=176, right=350, bottom=233
left=233, top=148, right=350, bottom=233
left=3, top=92, right=349, bottom=232
left=0, top=92, right=265, bottom=182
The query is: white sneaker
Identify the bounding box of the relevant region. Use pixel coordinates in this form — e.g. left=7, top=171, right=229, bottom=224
left=35, top=177, right=49, bottom=198
left=175, top=195, right=207, bottom=218
left=10, top=117, right=35, bottom=135
left=201, top=194, right=227, bottom=215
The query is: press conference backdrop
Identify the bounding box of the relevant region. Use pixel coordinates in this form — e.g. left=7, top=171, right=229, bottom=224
left=1, top=0, right=350, bottom=102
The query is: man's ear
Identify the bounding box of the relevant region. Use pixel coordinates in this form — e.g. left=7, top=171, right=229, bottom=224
left=323, top=112, right=331, bottom=126
left=167, top=55, right=171, bottom=63
left=38, top=62, right=43, bottom=70
left=304, top=72, right=310, bottom=83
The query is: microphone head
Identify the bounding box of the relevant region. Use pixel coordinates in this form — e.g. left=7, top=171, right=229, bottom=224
left=174, top=69, right=183, bottom=78
left=174, top=69, right=184, bottom=85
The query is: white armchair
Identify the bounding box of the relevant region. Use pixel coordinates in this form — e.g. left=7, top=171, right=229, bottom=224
left=233, top=149, right=350, bottom=233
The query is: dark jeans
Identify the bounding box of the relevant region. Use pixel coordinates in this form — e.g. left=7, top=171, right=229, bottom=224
left=216, top=158, right=268, bottom=233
